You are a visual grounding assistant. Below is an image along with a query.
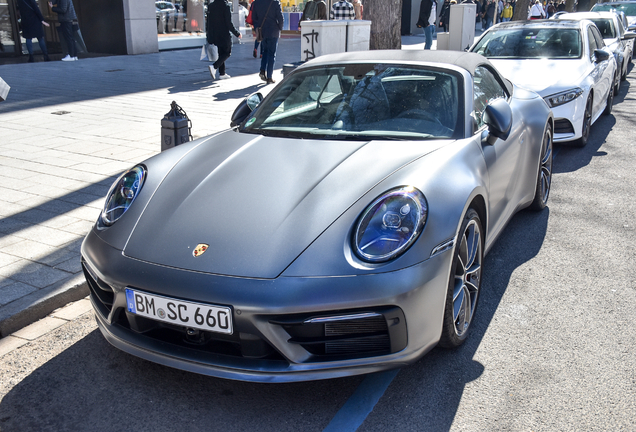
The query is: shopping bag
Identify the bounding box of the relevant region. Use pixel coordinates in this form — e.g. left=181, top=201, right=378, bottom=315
left=207, top=43, right=218, bottom=62
left=200, top=44, right=208, bottom=61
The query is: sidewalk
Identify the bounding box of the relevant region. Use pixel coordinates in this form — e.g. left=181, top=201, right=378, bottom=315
left=0, top=30, right=478, bottom=338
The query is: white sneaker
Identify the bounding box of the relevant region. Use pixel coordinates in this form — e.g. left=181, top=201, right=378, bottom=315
left=72, top=57, right=78, bottom=61
left=61, top=55, right=74, bottom=62
left=218, top=74, right=231, bottom=79
left=208, top=65, right=217, bottom=79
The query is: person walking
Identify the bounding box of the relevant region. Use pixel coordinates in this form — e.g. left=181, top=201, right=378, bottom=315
left=484, top=0, right=495, bottom=30
left=439, top=0, right=451, bottom=33
left=17, top=0, right=50, bottom=62
left=49, top=0, right=78, bottom=61
left=416, top=0, right=436, bottom=50
left=248, top=0, right=263, bottom=58
left=207, top=0, right=242, bottom=80
left=501, top=1, right=513, bottom=21
left=299, top=0, right=327, bottom=26
left=252, top=0, right=283, bottom=84
left=330, top=0, right=355, bottom=20
left=528, top=0, right=544, bottom=19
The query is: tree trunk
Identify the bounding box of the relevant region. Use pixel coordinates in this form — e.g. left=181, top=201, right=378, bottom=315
left=364, top=0, right=402, bottom=49
left=512, top=0, right=531, bottom=21
left=565, top=0, right=576, bottom=12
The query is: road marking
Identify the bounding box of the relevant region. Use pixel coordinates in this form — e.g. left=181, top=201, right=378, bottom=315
left=322, top=369, right=400, bottom=432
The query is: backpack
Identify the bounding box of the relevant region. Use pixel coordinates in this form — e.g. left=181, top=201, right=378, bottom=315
left=303, top=0, right=318, bottom=20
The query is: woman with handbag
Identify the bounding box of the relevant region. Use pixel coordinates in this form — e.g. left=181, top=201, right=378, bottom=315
left=246, top=1, right=263, bottom=58
left=252, top=0, right=283, bottom=84
left=207, top=0, right=242, bottom=80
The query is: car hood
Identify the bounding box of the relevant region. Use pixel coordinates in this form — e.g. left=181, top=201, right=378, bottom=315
left=124, top=131, right=448, bottom=278
left=488, top=58, right=589, bottom=96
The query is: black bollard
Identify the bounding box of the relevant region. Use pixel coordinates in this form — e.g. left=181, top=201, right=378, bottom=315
left=161, top=101, right=192, bottom=152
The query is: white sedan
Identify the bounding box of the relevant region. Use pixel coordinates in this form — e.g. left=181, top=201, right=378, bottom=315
left=470, top=19, right=617, bottom=147
left=557, top=12, right=636, bottom=86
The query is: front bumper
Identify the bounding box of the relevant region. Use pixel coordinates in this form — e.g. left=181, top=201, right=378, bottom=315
left=551, top=96, right=586, bottom=143
left=81, top=229, right=453, bottom=382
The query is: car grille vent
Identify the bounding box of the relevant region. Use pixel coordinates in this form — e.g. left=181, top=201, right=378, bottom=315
left=274, top=307, right=407, bottom=360
left=82, top=260, right=114, bottom=316
left=554, top=119, right=575, bottom=135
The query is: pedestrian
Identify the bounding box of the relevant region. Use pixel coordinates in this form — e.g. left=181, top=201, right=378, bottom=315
left=17, top=0, right=50, bottom=62
left=416, top=0, right=436, bottom=50
left=330, top=0, right=355, bottom=20
left=546, top=1, right=556, bottom=18
left=299, top=0, right=327, bottom=26
left=207, top=0, right=242, bottom=80
left=484, top=0, right=495, bottom=30
left=501, top=1, right=513, bottom=21
left=252, top=0, right=283, bottom=84
left=528, top=0, right=544, bottom=19
left=352, top=0, right=363, bottom=19
left=247, top=0, right=263, bottom=58
left=439, top=0, right=451, bottom=33
left=48, top=0, right=78, bottom=61
left=557, top=0, right=566, bottom=12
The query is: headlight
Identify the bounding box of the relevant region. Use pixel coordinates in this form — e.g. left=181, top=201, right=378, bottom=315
left=544, top=88, right=584, bottom=108
left=353, top=186, right=428, bottom=263
left=100, top=165, right=146, bottom=226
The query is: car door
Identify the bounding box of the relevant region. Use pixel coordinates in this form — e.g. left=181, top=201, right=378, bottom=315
left=587, top=25, right=612, bottom=118
left=472, top=65, right=524, bottom=240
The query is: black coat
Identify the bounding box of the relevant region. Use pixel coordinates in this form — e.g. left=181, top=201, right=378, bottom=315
left=207, top=0, right=241, bottom=48
left=50, top=0, right=77, bottom=22
left=439, top=1, right=451, bottom=26
left=17, top=0, right=45, bottom=39
left=416, top=0, right=434, bottom=28
left=252, top=0, right=284, bottom=39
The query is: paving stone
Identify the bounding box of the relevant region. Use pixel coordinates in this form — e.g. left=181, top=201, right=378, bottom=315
left=0, top=281, right=37, bottom=306
left=51, top=298, right=92, bottom=321
left=0, top=260, right=71, bottom=289
left=12, top=316, right=67, bottom=341
left=0, top=335, right=28, bottom=357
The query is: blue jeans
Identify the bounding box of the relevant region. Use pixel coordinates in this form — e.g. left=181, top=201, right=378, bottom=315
left=424, top=25, right=434, bottom=50
left=260, top=37, right=278, bottom=79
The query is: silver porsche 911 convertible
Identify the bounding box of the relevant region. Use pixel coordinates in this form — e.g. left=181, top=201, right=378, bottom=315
left=81, top=51, right=553, bottom=382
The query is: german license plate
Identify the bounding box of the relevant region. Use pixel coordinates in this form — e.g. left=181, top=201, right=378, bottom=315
left=125, top=288, right=233, bottom=334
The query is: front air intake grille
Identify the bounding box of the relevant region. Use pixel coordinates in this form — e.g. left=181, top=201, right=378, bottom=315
left=554, top=119, right=575, bottom=135
left=82, top=260, right=114, bottom=316
left=273, top=307, right=407, bottom=360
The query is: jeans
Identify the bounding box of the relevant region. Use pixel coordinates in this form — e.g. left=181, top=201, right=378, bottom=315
left=260, top=37, right=278, bottom=79
left=25, top=37, right=48, bottom=56
left=502, top=17, right=511, bottom=22
left=424, top=24, right=434, bottom=50
left=484, top=16, right=493, bottom=30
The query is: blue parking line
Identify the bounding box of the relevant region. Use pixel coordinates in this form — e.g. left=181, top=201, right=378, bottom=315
left=322, top=369, right=400, bottom=432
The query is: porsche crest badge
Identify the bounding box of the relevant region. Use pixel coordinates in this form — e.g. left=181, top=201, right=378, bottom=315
left=193, top=244, right=209, bottom=257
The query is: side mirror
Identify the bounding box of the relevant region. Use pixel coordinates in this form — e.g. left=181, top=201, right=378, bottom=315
left=622, top=31, right=636, bottom=40
left=482, top=98, right=512, bottom=145
left=593, top=49, right=610, bottom=63
left=230, top=92, right=263, bottom=127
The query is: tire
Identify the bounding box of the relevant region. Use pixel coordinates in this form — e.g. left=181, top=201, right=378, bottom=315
left=574, top=95, right=592, bottom=148
left=529, top=123, right=553, bottom=211
left=603, top=82, right=614, bottom=116
left=438, top=208, right=483, bottom=349
left=613, top=71, right=620, bottom=96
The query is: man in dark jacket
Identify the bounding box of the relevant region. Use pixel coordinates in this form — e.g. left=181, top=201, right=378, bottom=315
left=252, top=0, right=284, bottom=84
left=48, top=0, right=78, bottom=61
left=207, top=0, right=242, bottom=80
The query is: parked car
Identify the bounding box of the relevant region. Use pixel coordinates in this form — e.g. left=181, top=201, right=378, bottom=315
left=82, top=50, right=554, bottom=383
left=558, top=12, right=636, bottom=83
left=592, top=0, right=636, bottom=31
left=156, top=1, right=184, bottom=34
left=470, top=20, right=616, bottom=147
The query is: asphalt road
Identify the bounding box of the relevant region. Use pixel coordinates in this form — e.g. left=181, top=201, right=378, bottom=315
left=1, top=65, right=635, bottom=432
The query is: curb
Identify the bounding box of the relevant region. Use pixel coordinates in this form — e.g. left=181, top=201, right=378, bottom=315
left=0, top=275, right=89, bottom=338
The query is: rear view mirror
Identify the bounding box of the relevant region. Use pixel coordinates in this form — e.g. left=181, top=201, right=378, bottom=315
left=483, top=98, right=512, bottom=144
left=593, top=49, right=610, bottom=63
left=230, top=92, right=263, bottom=127
left=622, top=31, right=636, bottom=40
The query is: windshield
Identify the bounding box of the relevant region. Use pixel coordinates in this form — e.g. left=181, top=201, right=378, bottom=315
left=472, top=28, right=582, bottom=59
left=589, top=18, right=616, bottom=39
left=592, top=3, right=636, bottom=16
left=240, top=64, right=462, bottom=140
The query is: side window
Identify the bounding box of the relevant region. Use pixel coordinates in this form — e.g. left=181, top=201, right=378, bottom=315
left=591, top=26, right=605, bottom=48
left=473, top=66, right=508, bottom=130
left=587, top=27, right=599, bottom=59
